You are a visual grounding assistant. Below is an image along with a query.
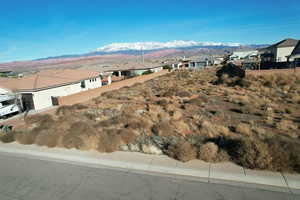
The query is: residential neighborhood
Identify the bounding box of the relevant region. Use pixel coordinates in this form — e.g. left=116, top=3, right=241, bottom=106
left=0, top=38, right=299, bottom=118
left=0, top=66, right=164, bottom=114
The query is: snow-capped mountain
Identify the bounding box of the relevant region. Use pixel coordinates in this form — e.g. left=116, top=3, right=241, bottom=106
left=96, top=40, right=241, bottom=52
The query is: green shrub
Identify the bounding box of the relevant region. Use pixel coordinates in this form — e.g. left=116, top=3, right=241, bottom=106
left=162, top=65, right=172, bottom=71
left=142, top=70, right=153, bottom=75
left=0, top=132, right=15, bottom=143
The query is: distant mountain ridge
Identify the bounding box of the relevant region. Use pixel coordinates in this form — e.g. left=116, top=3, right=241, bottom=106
left=35, top=42, right=268, bottom=61
left=95, top=40, right=241, bottom=52
left=0, top=41, right=268, bottom=72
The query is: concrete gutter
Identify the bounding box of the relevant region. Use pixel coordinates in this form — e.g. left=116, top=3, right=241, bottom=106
left=0, top=142, right=299, bottom=195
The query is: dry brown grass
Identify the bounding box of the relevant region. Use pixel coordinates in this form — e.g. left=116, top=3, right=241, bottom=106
left=220, top=137, right=273, bottom=170
left=265, top=136, right=300, bottom=173
left=166, top=141, right=197, bottom=162
left=10, top=68, right=300, bottom=173
left=151, top=121, right=175, bottom=137
left=198, top=142, right=219, bottom=162
left=235, top=123, right=252, bottom=136
left=276, top=120, right=298, bottom=131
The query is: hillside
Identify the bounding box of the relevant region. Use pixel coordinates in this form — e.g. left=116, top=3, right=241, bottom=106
left=1, top=68, right=300, bottom=173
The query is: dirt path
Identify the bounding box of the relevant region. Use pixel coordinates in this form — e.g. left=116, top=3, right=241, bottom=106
left=0, top=70, right=169, bottom=129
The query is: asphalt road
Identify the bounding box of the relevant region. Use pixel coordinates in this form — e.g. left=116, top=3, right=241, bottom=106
left=0, top=153, right=298, bottom=200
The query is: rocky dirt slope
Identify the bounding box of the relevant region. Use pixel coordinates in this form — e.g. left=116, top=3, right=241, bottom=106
left=1, top=67, right=300, bottom=173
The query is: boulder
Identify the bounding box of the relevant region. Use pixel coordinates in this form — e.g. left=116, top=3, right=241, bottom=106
left=141, top=144, right=163, bottom=155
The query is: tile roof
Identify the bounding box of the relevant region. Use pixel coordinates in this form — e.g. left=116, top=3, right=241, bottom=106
left=0, top=69, right=100, bottom=92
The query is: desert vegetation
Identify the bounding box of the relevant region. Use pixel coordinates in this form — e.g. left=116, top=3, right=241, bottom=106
left=1, top=66, right=300, bottom=173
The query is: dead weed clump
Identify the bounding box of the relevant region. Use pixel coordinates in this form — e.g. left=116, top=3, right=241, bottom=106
left=198, top=142, right=219, bottom=162
left=0, top=131, right=15, bottom=143
left=176, top=90, right=192, bottom=98
left=235, top=123, right=252, bottom=136
left=62, top=122, right=98, bottom=150
left=15, top=130, right=40, bottom=145
left=119, top=128, right=137, bottom=144
left=166, top=141, right=197, bottom=162
left=97, top=130, right=123, bottom=153
left=265, top=136, right=300, bottom=173
left=56, top=105, right=75, bottom=115
left=222, top=137, right=272, bottom=170
left=16, top=114, right=57, bottom=145
left=34, top=129, right=59, bottom=148
left=198, top=120, right=219, bottom=138
left=276, top=120, right=298, bottom=131
left=25, top=114, right=54, bottom=126
left=151, top=121, right=175, bottom=137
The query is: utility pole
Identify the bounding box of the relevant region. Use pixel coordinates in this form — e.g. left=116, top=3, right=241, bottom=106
left=141, top=46, right=145, bottom=65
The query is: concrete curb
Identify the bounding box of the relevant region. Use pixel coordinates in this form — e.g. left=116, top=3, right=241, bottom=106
left=0, top=142, right=299, bottom=194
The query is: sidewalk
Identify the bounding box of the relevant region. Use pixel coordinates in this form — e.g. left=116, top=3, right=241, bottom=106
left=0, top=142, right=299, bottom=195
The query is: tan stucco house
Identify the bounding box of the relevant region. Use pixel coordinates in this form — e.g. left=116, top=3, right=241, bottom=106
left=0, top=69, right=102, bottom=111
left=259, top=38, right=299, bottom=63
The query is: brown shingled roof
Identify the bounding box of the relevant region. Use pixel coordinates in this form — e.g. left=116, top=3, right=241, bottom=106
left=292, top=41, right=300, bottom=56
left=0, top=69, right=100, bottom=92
left=266, top=38, right=299, bottom=49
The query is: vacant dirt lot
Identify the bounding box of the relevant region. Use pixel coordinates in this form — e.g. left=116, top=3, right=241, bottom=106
left=1, top=67, right=300, bottom=173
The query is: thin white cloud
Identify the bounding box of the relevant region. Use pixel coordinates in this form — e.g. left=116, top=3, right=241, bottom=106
left=96, top=40, right=241, bottom=52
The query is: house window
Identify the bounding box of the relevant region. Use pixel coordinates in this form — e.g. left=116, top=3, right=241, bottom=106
left=81, top=81, right=86, bottom=88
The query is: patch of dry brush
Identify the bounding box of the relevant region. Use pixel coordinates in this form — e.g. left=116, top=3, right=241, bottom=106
left=2, top=68, right=300, bottom=173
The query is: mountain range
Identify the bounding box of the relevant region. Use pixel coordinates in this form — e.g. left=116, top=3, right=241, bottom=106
left=0, top=40, right=268, bottom=72
left=35, top=40, right=266, bottom=60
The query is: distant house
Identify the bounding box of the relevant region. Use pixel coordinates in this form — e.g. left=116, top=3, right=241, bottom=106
left=0, top=69, right=102, bottom=111
left=0, top=71, right=14, bottom=77
left=230, top=51, right=258, bottom=61
left=130, top=66, right=163, bottom=76
left=290, top=41, right=300, bottom=67
left=177, top=60, right=190, bottom=69
left=212, top=57, right=224, bottom=65
left=259, top=38, right=299, bottom=63
left=110, top=66, right=163, bottom=77
left=188, top=60, right=211, bottom=69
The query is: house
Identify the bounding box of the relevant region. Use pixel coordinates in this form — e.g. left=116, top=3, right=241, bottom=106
left=130, top=66, right=163, bottom=76
left=188, top=60, right=211, bottom=69
left=110, top=66, right=163, bottom=77
left=0, top=71, right=13, bottom=77
left=259, top=38, right=299, bottom=63
left=0, top=69, right=102, bottom=111
left=212, top=57, right=224, bottom=65
left=290, top=41, right=300, bottom=67
left=171, top=57, right=191, bottom=70
left=230, top=50, right=258, bottom=61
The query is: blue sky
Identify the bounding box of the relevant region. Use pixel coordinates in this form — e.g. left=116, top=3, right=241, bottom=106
left=0, top=0, right=300, bottom=62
